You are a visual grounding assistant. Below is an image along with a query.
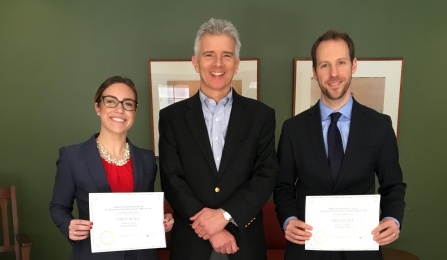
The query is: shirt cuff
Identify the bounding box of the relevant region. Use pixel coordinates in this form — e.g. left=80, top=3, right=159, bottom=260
left=383, top=216, right=400, bottom=228
left=283, top=216, right=298, bottom=230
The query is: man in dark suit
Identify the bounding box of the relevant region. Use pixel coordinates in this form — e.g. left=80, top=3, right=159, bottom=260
left=159, top=18, right=278, bottom=260
left=273, top=30, right=406, bottom=260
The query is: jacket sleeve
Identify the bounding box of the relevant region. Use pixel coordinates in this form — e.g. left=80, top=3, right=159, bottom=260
left=49, top=147, right=76, bottom=240
left=375, top=115, right=406, bottom=226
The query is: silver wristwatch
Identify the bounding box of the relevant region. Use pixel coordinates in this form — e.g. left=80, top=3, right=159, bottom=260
left=219, top=208, right=233, bottom=222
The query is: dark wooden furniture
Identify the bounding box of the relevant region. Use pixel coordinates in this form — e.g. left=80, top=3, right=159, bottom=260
left=0, top=186, right=32, bottom=260
left=262, top=200, right=287, bottom=259
left=382, top=247, right=419, bottom=260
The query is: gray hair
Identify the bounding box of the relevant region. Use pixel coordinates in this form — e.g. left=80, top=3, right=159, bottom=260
left=193, top=18, right=241, bottom=59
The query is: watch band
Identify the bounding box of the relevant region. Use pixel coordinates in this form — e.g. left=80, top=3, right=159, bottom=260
left=219, top=208, right=233, bottom=222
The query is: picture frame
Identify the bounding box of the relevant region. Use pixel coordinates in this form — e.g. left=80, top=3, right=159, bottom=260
left=293, top=58, right=404, bottom=136
left=149, top=58, right=259, bottom=156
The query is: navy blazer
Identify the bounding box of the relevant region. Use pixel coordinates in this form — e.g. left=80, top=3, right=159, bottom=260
left=50, top=134, right=159, bottom=260
left=273, top=99, right=406, bottom=260
left=159, top=91, right=279, bottom=260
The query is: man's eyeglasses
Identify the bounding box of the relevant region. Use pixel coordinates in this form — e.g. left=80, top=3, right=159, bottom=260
left=100, top=96, right=138, bottom=111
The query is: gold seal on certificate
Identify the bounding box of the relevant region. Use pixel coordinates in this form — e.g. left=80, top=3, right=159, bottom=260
left=89, top=192, right=166, bottom=253
left=99, top=231, right=114, bottom=245
left=305, top=195, right=380, bottom=251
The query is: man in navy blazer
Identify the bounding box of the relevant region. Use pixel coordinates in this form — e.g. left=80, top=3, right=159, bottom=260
left=273, top=30, right=406, bottom=260
left=159, top=18, right=278, bottom=260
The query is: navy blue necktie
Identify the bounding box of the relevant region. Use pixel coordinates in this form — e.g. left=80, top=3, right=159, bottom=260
left=328, top=112, right=344, bottom=183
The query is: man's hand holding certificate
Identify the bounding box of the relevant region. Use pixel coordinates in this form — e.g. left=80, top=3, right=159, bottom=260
left=89, top=192, right=166, bottom=253
left=305, top=195, right=380, bottom=251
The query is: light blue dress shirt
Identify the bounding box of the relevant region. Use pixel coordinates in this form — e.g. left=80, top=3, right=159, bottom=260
left=199, top=89, right=233, bottom=171
left=320, top=96, right=353, bottom=155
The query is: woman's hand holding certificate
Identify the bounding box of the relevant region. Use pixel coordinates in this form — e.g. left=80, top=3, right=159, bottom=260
left=89, top=192, right=166, bottom=253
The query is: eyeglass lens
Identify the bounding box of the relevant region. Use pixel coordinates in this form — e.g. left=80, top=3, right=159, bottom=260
left=102, top=96, right=136, bottom=111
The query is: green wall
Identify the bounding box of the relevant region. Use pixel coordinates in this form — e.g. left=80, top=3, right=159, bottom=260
left=1, top=0, right=445, bottom=259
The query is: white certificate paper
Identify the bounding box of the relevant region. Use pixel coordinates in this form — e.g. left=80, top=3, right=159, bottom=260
left=305, top=195, right=380, bottom=251
left=89, top=192, right=166, bottom=253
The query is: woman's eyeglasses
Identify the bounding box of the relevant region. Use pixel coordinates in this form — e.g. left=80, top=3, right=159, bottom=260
left=100, top=96, right=138, bottom=111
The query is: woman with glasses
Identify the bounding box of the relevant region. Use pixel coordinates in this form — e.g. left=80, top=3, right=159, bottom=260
left=50, top=76, right=173, bottom=260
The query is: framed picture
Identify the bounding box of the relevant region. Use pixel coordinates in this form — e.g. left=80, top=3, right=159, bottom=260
left=293, top=58, right=404, bottom=136
left=149, top=58, right=259, bottom=156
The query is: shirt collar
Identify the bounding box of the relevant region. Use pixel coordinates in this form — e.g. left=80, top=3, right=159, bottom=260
left=199, top=88, right=233, bottom=107
left=319, top=95, right=353, bottom=120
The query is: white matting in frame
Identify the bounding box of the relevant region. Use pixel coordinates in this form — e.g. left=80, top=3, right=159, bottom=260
left=293, top=58, right=404, bottom=136
left=149, top=58, right=259, bottom=157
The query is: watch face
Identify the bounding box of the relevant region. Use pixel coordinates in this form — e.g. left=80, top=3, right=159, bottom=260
left=220, top=209, right=232, bottom=221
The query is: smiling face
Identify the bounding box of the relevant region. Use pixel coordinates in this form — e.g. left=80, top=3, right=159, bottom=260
left=95, top=83, right=137, bottom=137
left=312, top=39, right=357, bottom=109
left=192, top=34, right=240, bottom=100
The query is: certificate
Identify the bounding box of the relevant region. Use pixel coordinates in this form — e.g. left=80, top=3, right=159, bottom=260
left=89, top=192, right=166, bottom=253
left=305, top=195, right=380, bottom=251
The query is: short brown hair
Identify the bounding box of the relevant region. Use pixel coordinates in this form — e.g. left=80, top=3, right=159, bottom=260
left=311, top=30, right=355, bottom=69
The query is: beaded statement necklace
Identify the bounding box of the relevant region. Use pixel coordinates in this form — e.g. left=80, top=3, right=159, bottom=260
left=96, top=141, right=131, bottom=166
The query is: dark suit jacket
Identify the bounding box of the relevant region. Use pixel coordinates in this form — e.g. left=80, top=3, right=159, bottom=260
left=50, top=134, right=159, bottom=260
left=159, top=91, right=278, bottom=260
left=273, top=99, right=406, bottom=260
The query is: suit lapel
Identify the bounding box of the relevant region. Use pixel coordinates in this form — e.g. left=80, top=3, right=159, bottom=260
left=129, top=141, right=143, bottom=192
left=185, top=93, right=217, bottom=173
left=218, top=92, right=248, bottom=177
left=82, top=135, right=112, bottom=192
left=307, top=102, right=333, bottom=186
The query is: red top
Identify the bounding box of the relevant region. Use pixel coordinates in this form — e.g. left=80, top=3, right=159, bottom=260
left=101, top=157, right=134, bottom=192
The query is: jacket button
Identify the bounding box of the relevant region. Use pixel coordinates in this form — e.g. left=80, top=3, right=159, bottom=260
left=215, top=187, right=220, bottom=192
